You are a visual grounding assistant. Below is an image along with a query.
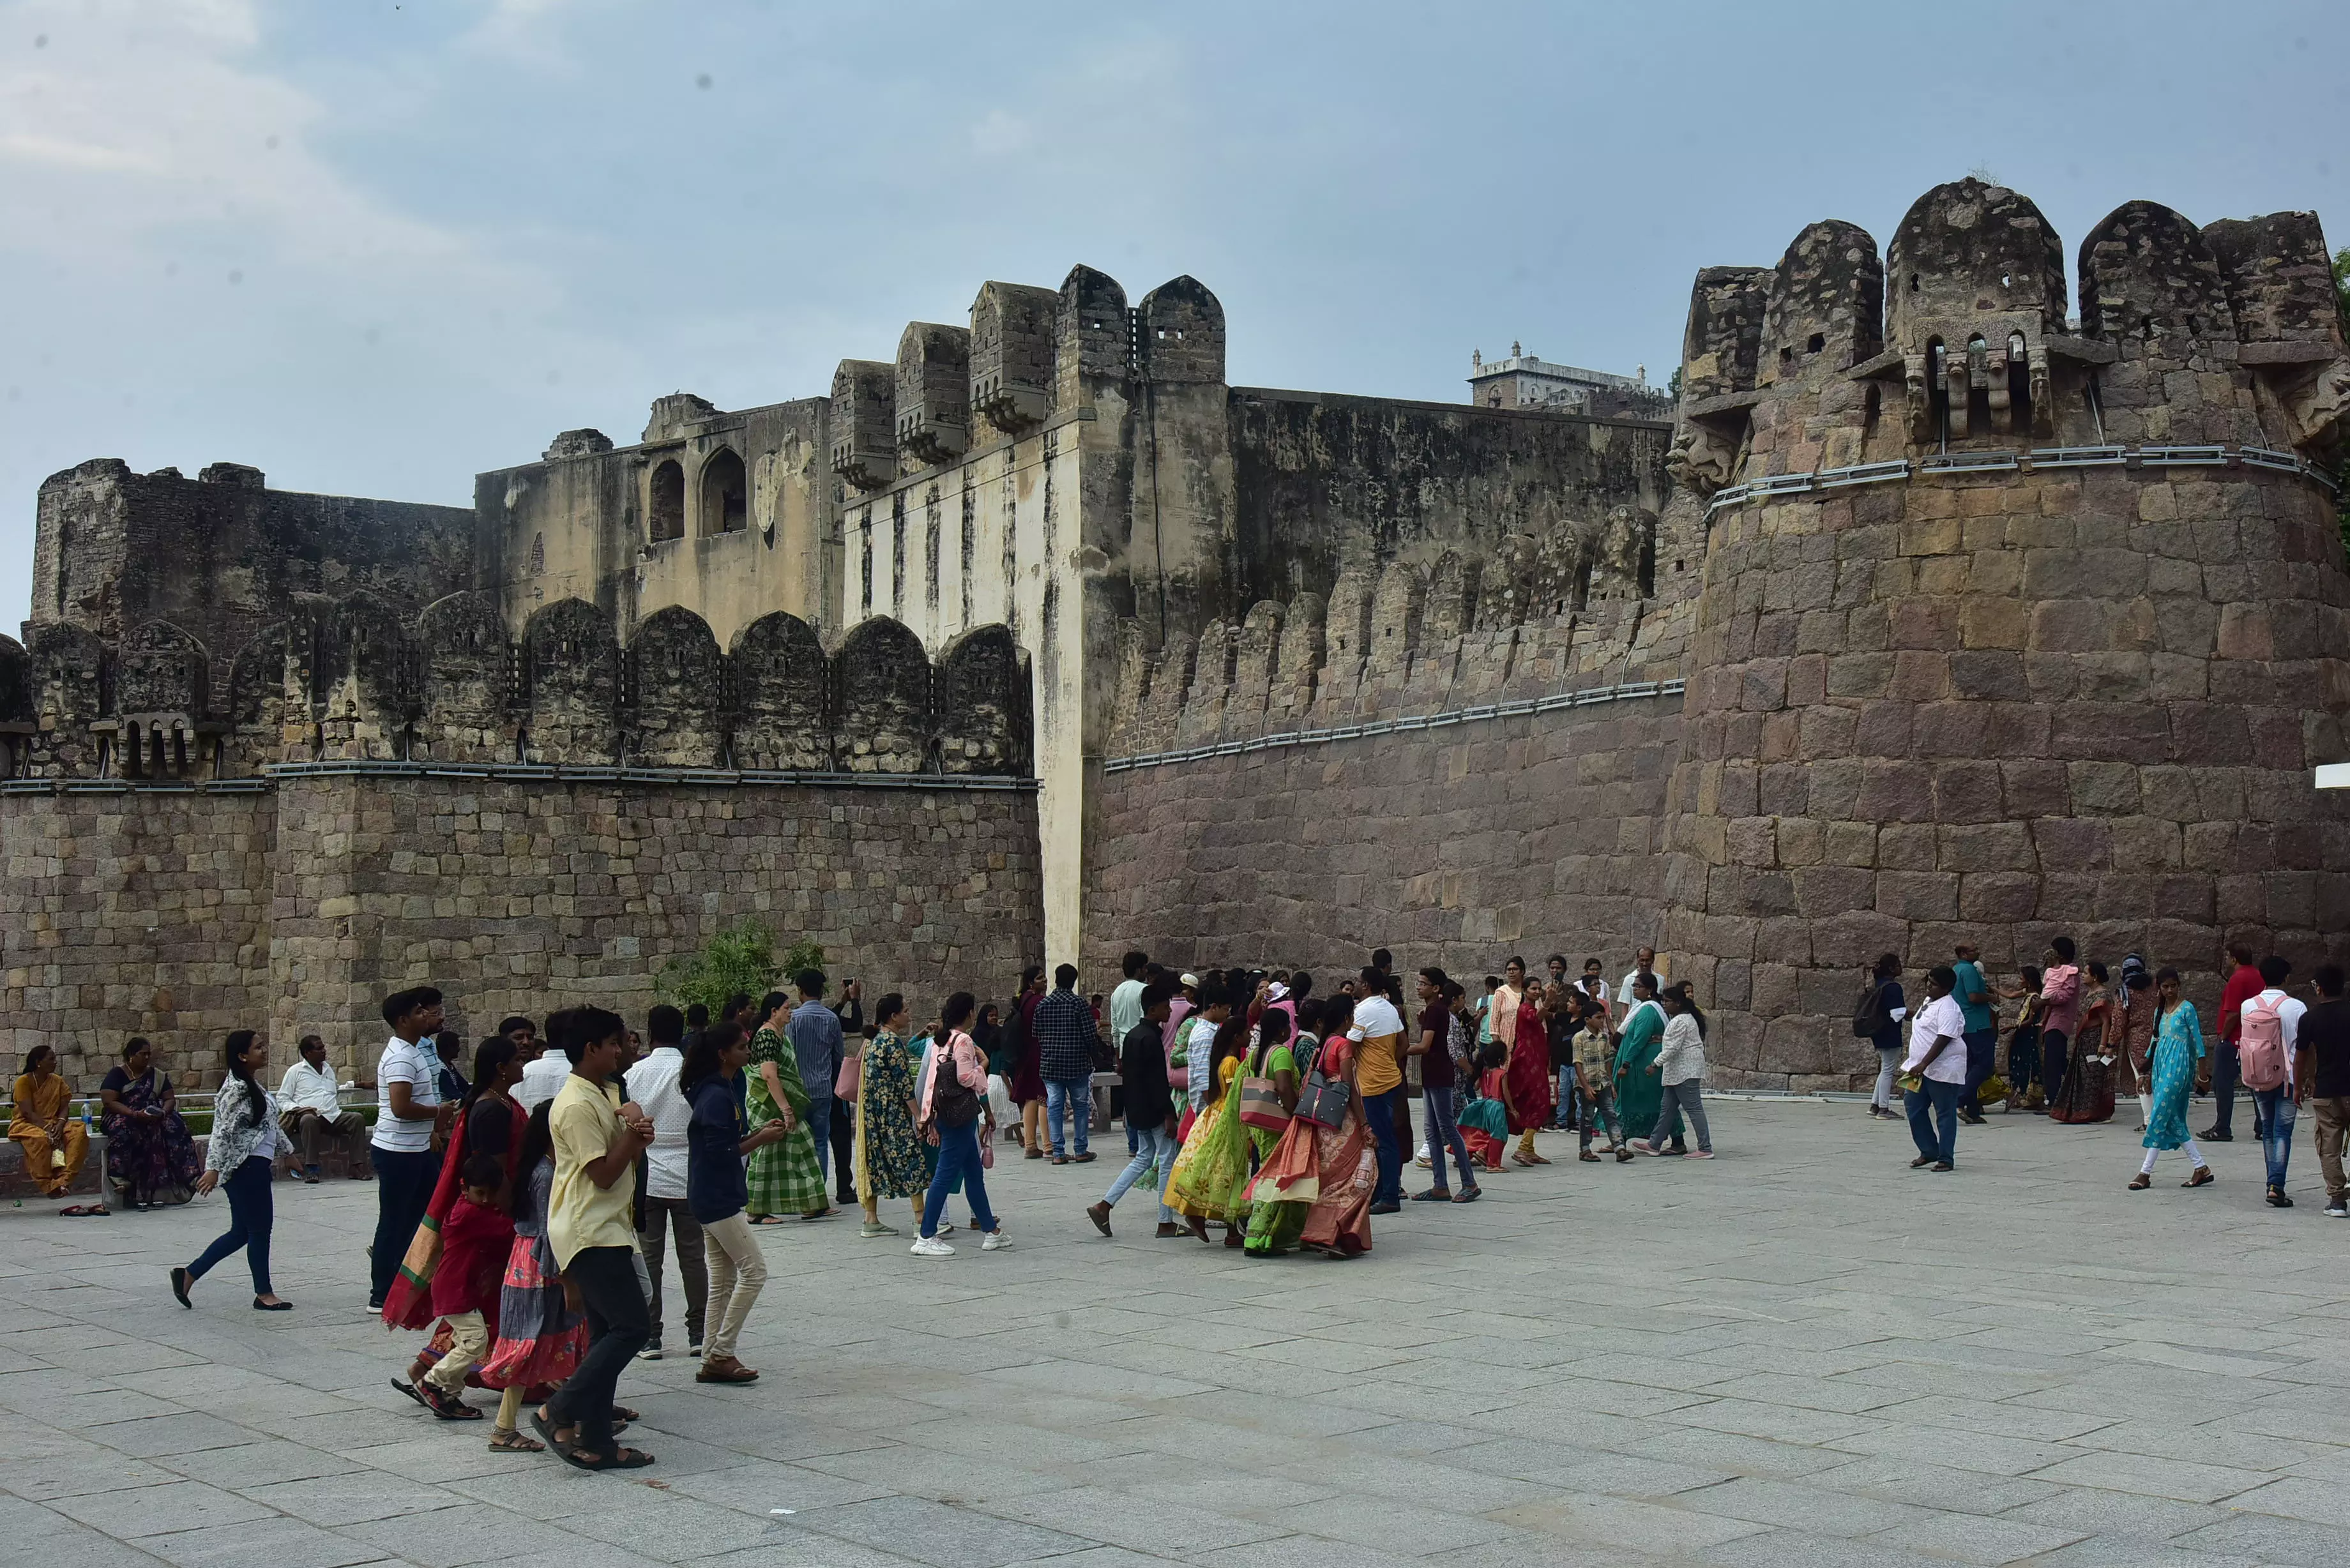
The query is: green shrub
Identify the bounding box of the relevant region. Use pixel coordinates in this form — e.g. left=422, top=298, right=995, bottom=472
left=655, top=921, right=824, bottom=1015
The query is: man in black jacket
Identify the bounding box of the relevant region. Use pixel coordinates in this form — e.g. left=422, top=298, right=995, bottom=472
left=1087, top=982, right=1181, bottom=1238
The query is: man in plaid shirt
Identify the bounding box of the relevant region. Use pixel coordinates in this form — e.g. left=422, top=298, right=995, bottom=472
left=1035, top=963, right=1103, bottom=1163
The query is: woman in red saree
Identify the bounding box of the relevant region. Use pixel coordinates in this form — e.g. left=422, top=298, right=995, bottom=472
left=1243, top=996, right=1374, bottom=1258
left=1502, top=979, right=1554, bottom=1166
left=386, top=1041, right=524, bottom=1396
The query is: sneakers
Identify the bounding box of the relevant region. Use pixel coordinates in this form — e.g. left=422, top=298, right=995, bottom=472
left=2326, top=1200, right=2348, bottom=1218
left=687, top=1339, right=703, bottom=1359
left=1627, top=1139, right=1656, bottom=1155
left=981, top=1229, right=1012, bottom=1251
left=635, top=1340, right=662, bottom=1361
left=909, top=1235, right=955, bottom=1258
left=1684, top=1150, right=1716, bottom=1159
left=860, top=1220, right=899, bottom=1238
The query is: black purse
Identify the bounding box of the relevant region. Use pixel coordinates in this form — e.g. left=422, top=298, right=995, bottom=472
left=1292, top=1044, right=1349, bottom=1129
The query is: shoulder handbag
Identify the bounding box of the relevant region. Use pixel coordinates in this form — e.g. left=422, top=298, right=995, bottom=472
left=1238, top=1046, right=1292, bottom=1133
left=1292, top=1044, right=1349, bottom=1129
left=834, top=1048, right=863, bottom=1103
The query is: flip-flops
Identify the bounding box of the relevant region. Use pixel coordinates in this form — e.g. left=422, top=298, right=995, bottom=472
left=558, top=1444, right=655, bottom=1471
left=58, top=1205, right=106, bottom=1217
left=390, top=1378, right=427, bottom=1409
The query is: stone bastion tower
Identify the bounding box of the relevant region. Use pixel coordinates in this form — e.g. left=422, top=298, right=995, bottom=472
left=1656, top=178, right=2350, bottom=1084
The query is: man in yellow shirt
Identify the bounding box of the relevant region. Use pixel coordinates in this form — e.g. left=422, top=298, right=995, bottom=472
left=538, top=1007, right=655, bottom=1470
left=1348, top=966, right=1409, bottom=1213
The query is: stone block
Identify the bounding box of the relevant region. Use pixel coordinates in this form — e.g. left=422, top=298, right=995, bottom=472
left=1959, top=871, right=2040, bottom=923
left=1855, top=760, right=1933, bottom=822
left=1876, top=870, right=1959, bottom=921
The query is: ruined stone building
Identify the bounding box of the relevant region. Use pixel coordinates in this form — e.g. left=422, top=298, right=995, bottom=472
left=1467, top=344, right=1672, bottom=419
left=6, top=177, right=2348, bottom=1090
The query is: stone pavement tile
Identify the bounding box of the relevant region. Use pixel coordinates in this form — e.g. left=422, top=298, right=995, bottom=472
left=1, top=1446, right=185, bottom=1500
left=976, top=1359, right=1214, bottom=1406
left=1444, top=1535, right=1682, bottom=1568
left=563, top=1491, right=790, bottom=1562
left=1698, top=1526, right=1962, bottom=1568
left=5, top=1519, right=178, bottom=1567
left=898, top=1414, right=1149, bottom=1470
left=163, top=1438, right=368, bottom=1489
left=1491, top=1493, right=1768, bottom=1556
left=1285, top=1450, right=1548, bottom=1514
left=2025, top=1536, right=2268, bottom=1568
left=2025, top=1449, right=2272, bottom=1504
left=1798, top=1457, right=2060, bottom=1517
left=1863, top=1511, right=2090, bottom=1565
left=139, top=1514, right=393, bottom=1568
left=1616, top=1423, right=1857, bottom=1479
left=1151, top=1388, right=1390, bottom=1441
left=980, top=1484, right=1285, bottom=1554
left=241, top=1470, right=468, bottom=1527
left=279, top=1406, right=447, bottom=1453
left=1687, top=1343, right=1893, bottom=1380
left=1669, top=1475, right=1931, bottom=1537
left=82, top=1410, right=262, bottom=1458
left=1284, top=1493, right=1514, bottom=1555
left=2077, top=1417, right=2335, bottom=1475
left=1996, top=1485, right=2229, bottom=1542
left=39, top=1385, right=186, bottom=1428
left=490, top=1543, right=677, bottom=1568
left=1191, top=1535, right=1426, bottom=1568
left=1693, top=1371, right=1916, bottom=1414
left=1324, top=1417, right=1496, bottom=1456
left=1658, top=1395, right=1879, bottom=1447
left=796, top=1442, right=1070, bottom=1504
left=337, top=1434, right=557, bottom=1486
left=1857, top=1392, right=2118, bottom=1443
left=1113, top=1413, right=1314, bottom=1469
left=1822, top=1420, right=2077, bottom=1476
left=2225, top=1474, right=2350, bottom=1527
left=334, top=1502, right=584, bottom=1566
left=1068, top=1451, right=1336, bottom=1516
left=2174, top=1509, right=2350, bottom=1566
left=0, top=1491, right=95, bottom=1540
left=685, top=1535, right=929, bottom=1568
left=790, top=1494, right=1098, bottom=1568
left=1315, top=1377, right=1521, bottom=1421
left=1837, top=1359, right=2061, bottom=1401
left=46, top=1477, right=277, bottom=1537
left=660, top=1459, right=898, bottom=1515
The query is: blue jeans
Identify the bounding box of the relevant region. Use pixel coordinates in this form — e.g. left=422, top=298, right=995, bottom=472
left=1044, top=1077, right=1091, bottom=1157
left=188, top=1154, right=274, bottom=1295
left=921, top=1120, right=999, bottom=1239
left=807, top=1093, right=834, bottom=1184
left=1906, top=1079, right=1960, bottom=1165
left=1365, top=1087, right=1406, bottom=1205
left=1423, top=1087, right=1475, bottom=1191
left=1553, top=1067, right=1578, bottom=1128
left=1961, top=1029, right=1994, bottom=1113
left=367, top=1143, right=439, bottom=1306
left=2255, top=1088, right=2296, bottom=1188
left=1104, top=1123, right=1178, bottom=1224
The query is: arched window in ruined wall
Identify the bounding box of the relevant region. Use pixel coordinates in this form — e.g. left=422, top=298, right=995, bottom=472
left=649, top=459, right=685, bottom=543
left=700, top=449, right=747, bottom=535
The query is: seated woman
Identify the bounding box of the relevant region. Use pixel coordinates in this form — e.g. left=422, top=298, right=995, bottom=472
left=99, top=1037, right=201, bottom=1210
left=10, top=1046, right=100, bottom=1215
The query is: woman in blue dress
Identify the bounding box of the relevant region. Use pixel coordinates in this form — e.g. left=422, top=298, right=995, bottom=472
left=2130, top=967, right=2213, bottom=1191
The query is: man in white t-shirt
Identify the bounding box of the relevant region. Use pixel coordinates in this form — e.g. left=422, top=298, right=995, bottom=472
left=1901, top=966, right=1968, bottom=1173
left=1617, top=947, right=1659, bottom=1024
left=367, top=985, right=446, bottom=1311
left=628, top=1005, right=706, bottom=1360
left=1347, top=969, right=1410, bottom=1212
left=2241, top=954, right=2308, bottom=1207
left=277, top=1034, right=366, bottom=1183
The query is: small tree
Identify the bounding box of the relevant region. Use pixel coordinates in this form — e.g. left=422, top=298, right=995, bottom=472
left=656, top=920, right=807, bottom=1015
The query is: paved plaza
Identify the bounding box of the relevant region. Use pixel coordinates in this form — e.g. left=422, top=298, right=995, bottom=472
left=3, top=1099, right=2346, bottom=1568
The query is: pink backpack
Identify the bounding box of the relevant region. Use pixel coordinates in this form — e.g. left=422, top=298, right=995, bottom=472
left=2240, top=994, right=2288, bottom=1090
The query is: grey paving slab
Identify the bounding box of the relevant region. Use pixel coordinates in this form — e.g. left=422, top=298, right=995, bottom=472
left=4, top=1102, right=2347, bottom=1568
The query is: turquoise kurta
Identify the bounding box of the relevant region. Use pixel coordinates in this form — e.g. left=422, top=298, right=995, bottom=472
left=2142, top=1000, right=2204, bottom=1151
left=1613, top=1005, right=1665, bottom=1140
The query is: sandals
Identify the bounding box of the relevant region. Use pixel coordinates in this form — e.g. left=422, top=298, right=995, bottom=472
left=488, top=1428, right=544, bottom=1452
left=58, top=1204, right=107, bottom=1217
left=559, top=1444, right=655, bottom=1472
left=2128, top=1173, right=2151, bottom=1190
left=747, top=1214, right=788, bottom=1226
left=390, top=1378, right=427, bottom=1409
left=421, top=1383, right=481, bottom=1421
left=1453, top=1187, right=1480, bottom=1203
left=2185, top=1168, right=2215, bottom=1187
left=1410, top=1189, right=1452, bottom=1202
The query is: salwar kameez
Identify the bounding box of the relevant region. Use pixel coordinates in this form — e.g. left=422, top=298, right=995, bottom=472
left=2143, top=1002, right=2206, bottom=1153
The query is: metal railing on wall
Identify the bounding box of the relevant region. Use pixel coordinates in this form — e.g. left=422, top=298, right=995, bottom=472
left=1704, top=442, right=2339, bottom=516
left=0, top=761, right=1038, bottom=796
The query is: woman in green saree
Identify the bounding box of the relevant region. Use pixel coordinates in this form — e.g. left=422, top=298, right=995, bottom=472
left=1612, top=977, right=1667, bottom=1151
left=745, top=990, right=830, bottom=1223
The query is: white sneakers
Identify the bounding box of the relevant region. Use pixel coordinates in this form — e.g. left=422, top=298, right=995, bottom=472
left=910, top=1230, right=1011, bottom=1257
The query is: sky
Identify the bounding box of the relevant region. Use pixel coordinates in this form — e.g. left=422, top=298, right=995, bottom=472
left=3, top=0, right=2348, bottom=631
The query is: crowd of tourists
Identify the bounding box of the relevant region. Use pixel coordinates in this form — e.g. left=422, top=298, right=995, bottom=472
left=10, top=925, right=2346, bottom=1476
left=1858, top=938, right=2350, bottom=1210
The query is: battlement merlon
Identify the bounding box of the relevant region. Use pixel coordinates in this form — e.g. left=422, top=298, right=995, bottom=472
left=1665, top=178, right=2350, bottom=500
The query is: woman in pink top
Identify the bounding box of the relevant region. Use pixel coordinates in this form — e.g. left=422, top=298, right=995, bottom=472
left=2038, top=938, right=2082, bottom=1112
left=911, top=992, right=1010, bottom=1258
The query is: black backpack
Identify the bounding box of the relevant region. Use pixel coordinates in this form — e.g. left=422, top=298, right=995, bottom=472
left=931, top=1044, right=980, bottom=1129
left=1851, top=979, right=1894, bottom=1039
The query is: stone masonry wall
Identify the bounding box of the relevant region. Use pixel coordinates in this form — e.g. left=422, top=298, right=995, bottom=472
left=0, top=789, right=273, bottom=1091
left=0, top=776, right=1040, bottom=1092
